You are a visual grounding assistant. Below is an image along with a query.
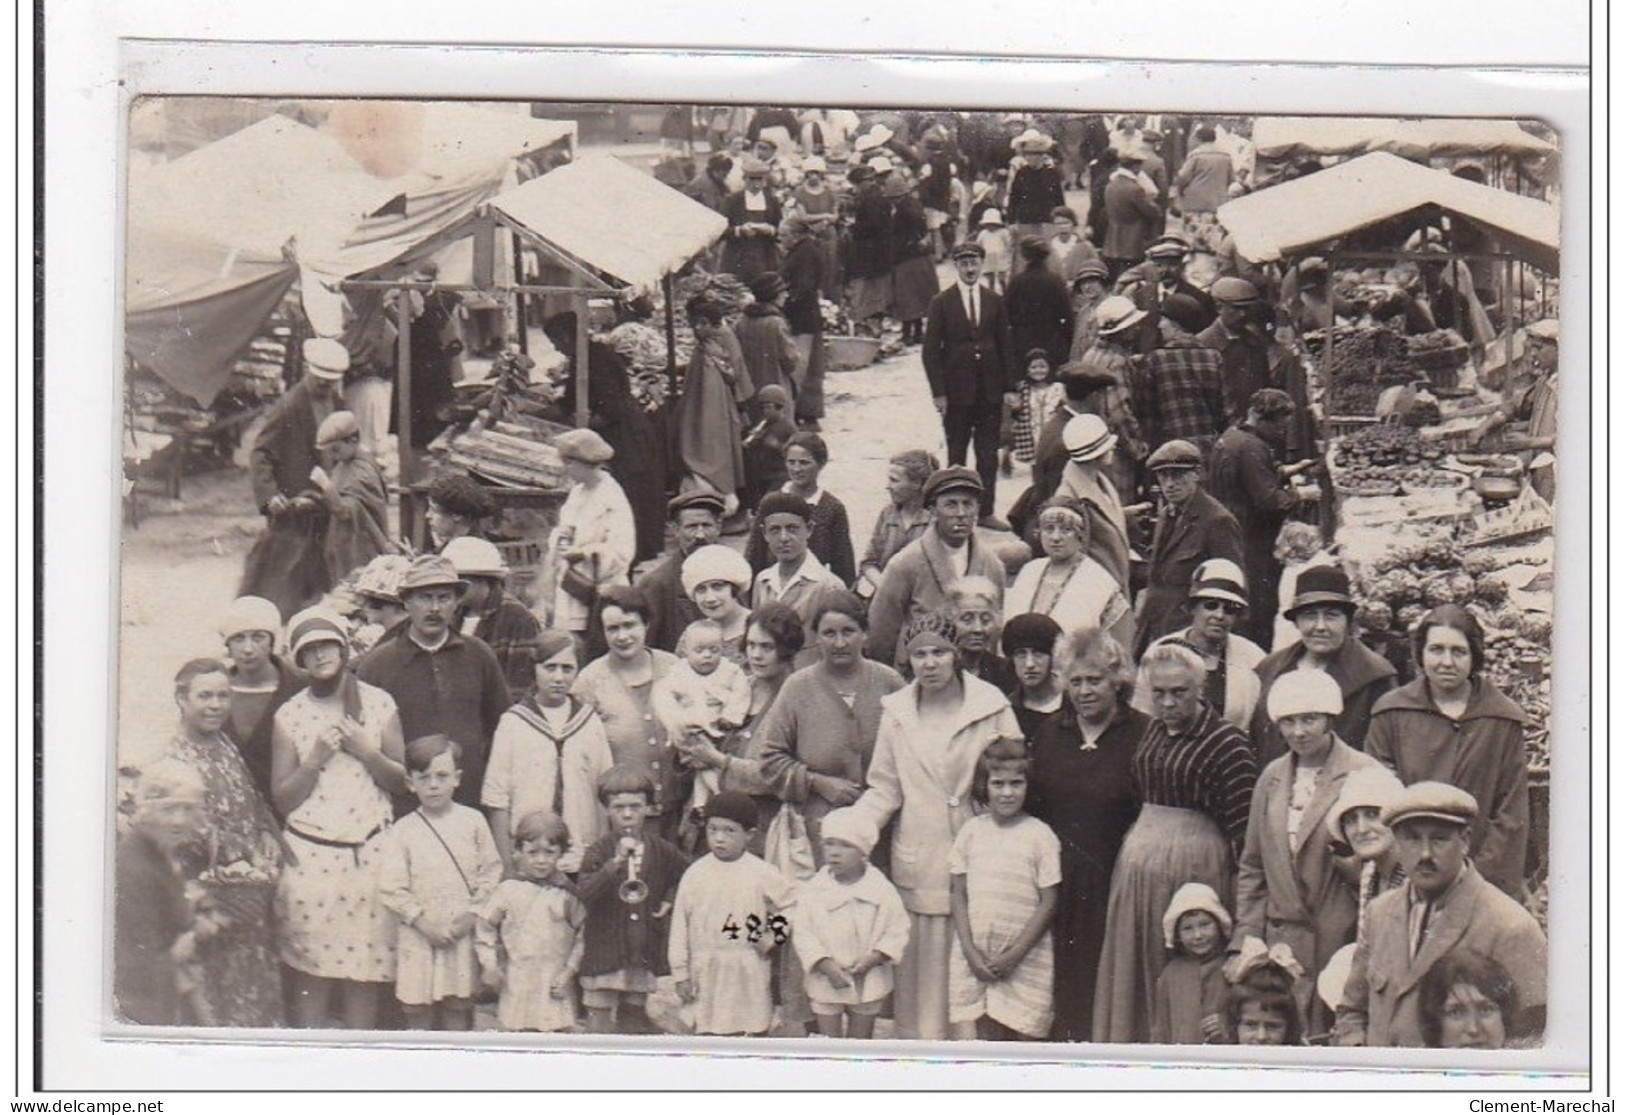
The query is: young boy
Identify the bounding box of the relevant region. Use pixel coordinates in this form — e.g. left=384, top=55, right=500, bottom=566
left=669, top=792, right=796, bottom=1036
left=575, top=766, right=691, bottom=1034
left=791, top=808, right=910, bottom=1039
left=975, top=209, right=1013, bottom=293
left=1046, top=205, right=1100, bottom=286
left=741, top=383, right=798, bottom=512
left=1151, top=882, right=1234, bottom=1044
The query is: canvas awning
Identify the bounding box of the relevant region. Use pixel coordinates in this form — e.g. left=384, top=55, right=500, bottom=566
left=1216, top=152, right=1560, bottom=272
left=485, top=155, right=729, bottom=297
left=124, top=225, right=300, bottom=406
left=1251, top=117, right=1557, bottom=162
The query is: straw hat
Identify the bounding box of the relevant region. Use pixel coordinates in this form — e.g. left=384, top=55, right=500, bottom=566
left=1010, top=128, right=1056, bottom=153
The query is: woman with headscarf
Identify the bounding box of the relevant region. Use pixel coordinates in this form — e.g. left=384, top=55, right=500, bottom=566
left=887, top=173, right=938, bottom=347
left=547, top=313, right=669, bottom=565
left=1004, top=496, right=1135, bottom=653
left=677, top=297, right=748, bottom=516
left=849, top=611, right=1023, bottom=1040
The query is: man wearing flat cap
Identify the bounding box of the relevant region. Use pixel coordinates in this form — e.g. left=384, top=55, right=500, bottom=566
left=634, top=490, right=727, bottom=653
left=1101, top=150, right=1164, bottom=281
left=356, top=554, right=512, bottom=810
left=1196, top=278, right=1315, bottom=462
left=1209, top=388, right=1321, bottom=646
left=868, top=467, right=1009, bottom=670
left=1119, top=235, right=1216, bottom=355
left=240, top=337, right=350, bottom=616
left=922, top=242, right=1019, bottom=528
left=1132, top=292, right=1228, bottom=458
left=1333, top=782, right=1547, bottom=1048
left=1136, top=439, right=1244, bottom=656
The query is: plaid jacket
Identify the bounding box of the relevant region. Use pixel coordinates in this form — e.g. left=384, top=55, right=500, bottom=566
left=1133, top=335, right=1227, bottom=452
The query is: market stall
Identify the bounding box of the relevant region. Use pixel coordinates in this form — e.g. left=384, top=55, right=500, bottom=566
left=1218, top=153, right=1558, bottom=887
left=336, top=154, right=728, bottom=557
left=1249, top=117, right=1557, bottom=195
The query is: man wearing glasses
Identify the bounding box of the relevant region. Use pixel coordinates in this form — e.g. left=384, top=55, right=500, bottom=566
left=1135, top=439, right=1244, bottom=657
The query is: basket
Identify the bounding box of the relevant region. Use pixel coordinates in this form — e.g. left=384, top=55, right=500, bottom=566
left=825, top=335, right=882, bottom=371
left=198, top=876, right=276, bottom=925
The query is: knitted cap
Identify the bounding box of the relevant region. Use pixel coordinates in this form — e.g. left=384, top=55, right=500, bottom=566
left=819, top=808, right=879, bottom=856
left=1162, top=882, right=1233, bottom=950
left=219, top=595, right=283, bottom=644
left=1265, top=669, right=1345, bottom=721
left=704, top=790, right=760, bottom=831
left=681, top=544, right=754, bottom=597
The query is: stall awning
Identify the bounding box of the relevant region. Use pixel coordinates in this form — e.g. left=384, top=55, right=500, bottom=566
left=1251, top=118, right=1557, bottom=162
left=124, top=225, right=300, bottom=406
left=1216, top=152, right=1561, bottom=272
left=487, top=155, right=729, bottom=297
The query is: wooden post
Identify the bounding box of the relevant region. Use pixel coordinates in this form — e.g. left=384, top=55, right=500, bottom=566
left=512, top=231, right=529, bottom=354
left=663, top=272, right=679, bottom=399
left=395, top=289, right=416, bottom=484
left=573, top=291, right=591, bottom=429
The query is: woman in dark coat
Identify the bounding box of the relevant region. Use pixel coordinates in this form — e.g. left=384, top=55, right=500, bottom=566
left=886, top=176, right=939, bottom=345
left=843, top=166, right=894, bottom=331
left=719, top=157, right=784, bottom=284
left=779, top=215, right=828, bottom=427
left=1026, top=627, right=1148, bottom=1042
left=1004, top=237, right=1076, bottom=367
left=548, top=314, right=670, bottom=565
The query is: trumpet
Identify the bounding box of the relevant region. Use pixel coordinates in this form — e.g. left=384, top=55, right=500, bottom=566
left=618, top=837, right=649, bottom=913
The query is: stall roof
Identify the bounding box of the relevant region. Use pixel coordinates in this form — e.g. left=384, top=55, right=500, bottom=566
left=413, top=104, right=576, bottom=180
left=1216, top=152, right=1560, bottom=272
left=488, top=155, right=728, bottom=296
left=1252, top=117, right=1556, bottom=161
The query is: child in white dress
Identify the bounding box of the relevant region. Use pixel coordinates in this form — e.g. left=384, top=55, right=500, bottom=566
left=948, top=738, right=1062, bottom=1041
left=669, top=792, right=796, bottom=1036
left=476, top=810, right=586, bottom=1032
left=378, top=735, right=503, bottom=1030
left=791, top=807, right=910, bottom=1039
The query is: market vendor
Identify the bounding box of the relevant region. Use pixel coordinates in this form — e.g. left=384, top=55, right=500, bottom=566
left=1208, top=389, right=1321, bottom=647
left=239, top=337, right=347, bottom=618
left=1471, top=318, right=1557, bottom=504
left=1196, top=278, right=1315, bottom=463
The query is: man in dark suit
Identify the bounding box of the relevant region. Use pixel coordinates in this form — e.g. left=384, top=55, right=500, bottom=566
left=922, top=241, right=1019, bottom=528
left=1101, top=151, right=1165, bottom=281
left=1135, top=439, right=1245, bottom=656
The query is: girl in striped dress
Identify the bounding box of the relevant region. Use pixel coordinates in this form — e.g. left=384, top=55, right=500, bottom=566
left=948, top=738, right=1062, bottom=1040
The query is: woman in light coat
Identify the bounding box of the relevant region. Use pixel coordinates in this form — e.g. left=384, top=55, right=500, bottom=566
left=546, top=428, right=636, bottom=635
left=850, top=611, right=1023, bottom=1041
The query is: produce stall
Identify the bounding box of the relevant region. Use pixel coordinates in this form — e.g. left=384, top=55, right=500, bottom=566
left=1220, top=153, right=1560, bottom=893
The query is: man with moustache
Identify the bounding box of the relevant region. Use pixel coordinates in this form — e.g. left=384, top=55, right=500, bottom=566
left=1333, top=783, right=1547, bottom=1048
left=355, top=555, right=511, bottom=811
left=635, top=490, right=728, bottom=654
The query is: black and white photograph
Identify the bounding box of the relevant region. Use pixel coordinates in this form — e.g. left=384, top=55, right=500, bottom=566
left=105, top=92, right=1572, bottom=1064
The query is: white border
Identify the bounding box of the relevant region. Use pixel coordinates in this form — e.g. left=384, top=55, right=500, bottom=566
left=32, top=3, right=1600, bottom=1100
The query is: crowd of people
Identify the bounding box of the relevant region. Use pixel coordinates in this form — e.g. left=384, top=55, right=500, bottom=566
left=116, top=109, right=1550, bottom=1053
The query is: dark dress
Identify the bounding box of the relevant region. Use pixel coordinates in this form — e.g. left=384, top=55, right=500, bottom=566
left=1027, top=700, right=1148, bottom=1042
left=225, top=655, right=305, bottom=807
left=239, top=380, right=333, bottom=617
left=888, top=195, right=940, bottom=323
left=400, top=290, right=464, bottom=451
left=114, top=829, right=193, bottom=1025
left=1005, top=262, right=1076, bottom=367
left=720, top=190, right=784, bottom=283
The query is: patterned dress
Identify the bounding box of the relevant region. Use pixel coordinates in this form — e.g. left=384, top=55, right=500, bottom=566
left=476, top=878, right=585, bottom=1032
left=947, top=813, right=1062, bottom=1038
left=377, top=804, right=503, bottom=1006
left=273, top=683, right=399, bottom=983
left=160, top=731, right=286, bottom=1027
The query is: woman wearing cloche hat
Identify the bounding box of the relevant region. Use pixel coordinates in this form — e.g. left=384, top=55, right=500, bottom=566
left=1251, top=564, right=1398, bottom=768
left=1131, top=558, right=1266, bottom=730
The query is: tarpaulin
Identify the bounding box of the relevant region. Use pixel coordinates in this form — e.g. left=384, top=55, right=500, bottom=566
left=1251, top=118, right=1557, bottom=162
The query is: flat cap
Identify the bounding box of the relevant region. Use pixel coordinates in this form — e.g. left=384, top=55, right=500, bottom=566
left=951, top=240, right=988, bottom=261
left=1382, top=781, right=1478, bottom=830
left=553, top=427, right=615, bottom=464
left=1146, top=439, right=1203, bottom=471
left=921, top=466, right=983, bottom=503
left=668, top=490, right=727, bottom=518
left=1210, top=276, right=1262, bottom=304
left=303, top=337, right=351, bottom=378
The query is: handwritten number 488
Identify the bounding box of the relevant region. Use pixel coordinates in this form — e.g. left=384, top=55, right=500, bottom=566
left=721, top=913, right=789, bottom=944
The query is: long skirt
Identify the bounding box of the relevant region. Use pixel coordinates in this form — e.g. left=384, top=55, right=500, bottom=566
left=1091, top=804, right=1232, bottom=1044
left=893, top=910, right=953, bottom=1041
left=239, top=510, right=330, bottom=621
left=790, top=332, right=826, bottom=421
left=848, top=274, right=893, bottom=324
left=890, top=256, right=941, bottom=323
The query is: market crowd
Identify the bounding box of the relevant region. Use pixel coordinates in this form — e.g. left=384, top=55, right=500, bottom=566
left=117, top=110, right=1551, bottom=1052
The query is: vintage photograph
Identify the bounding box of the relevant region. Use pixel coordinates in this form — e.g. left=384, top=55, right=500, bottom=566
left=115, top=99, right=1562, bottom=1055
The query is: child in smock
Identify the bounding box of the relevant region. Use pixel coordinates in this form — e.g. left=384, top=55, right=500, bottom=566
left=1150, top=881, right=1233, bottom=1044
left=476, top=810, right=586, bottom=1032
left=669, top=792, right=796, bottom=1036
left=378, top=735, right=503, bottom=1030
left=791, top=807, right=911, bottom=1039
